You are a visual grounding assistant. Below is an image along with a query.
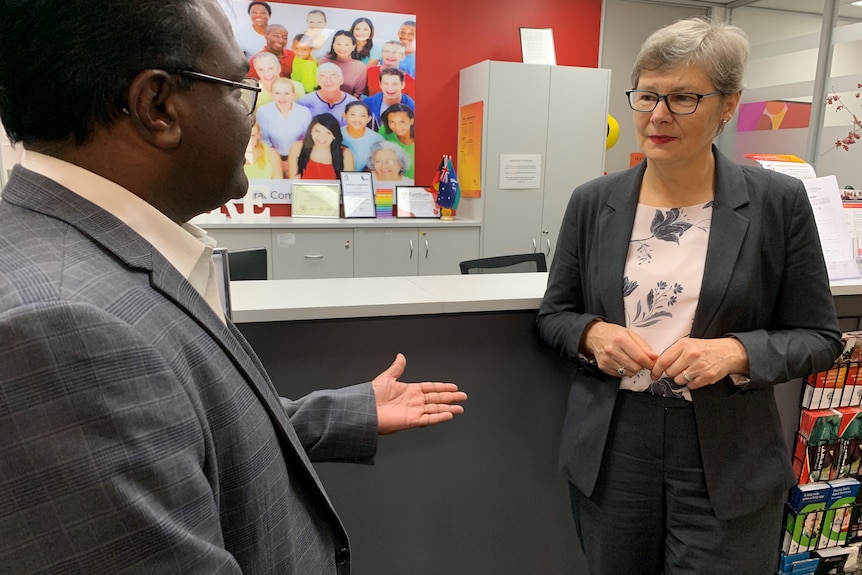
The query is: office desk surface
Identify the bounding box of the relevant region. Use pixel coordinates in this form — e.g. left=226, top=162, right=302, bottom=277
left=230, top=272, right=862, bottom=323
left=229, top=272, right=550, bottom=323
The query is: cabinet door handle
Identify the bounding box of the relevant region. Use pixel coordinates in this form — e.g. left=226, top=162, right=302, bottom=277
left=303, top=254, right=324, bottom=259
left=532, top=239, right=537, bottom=253
left=409, top=239, right=414, bottom=260
left=424, top=239, right=429, bottom=259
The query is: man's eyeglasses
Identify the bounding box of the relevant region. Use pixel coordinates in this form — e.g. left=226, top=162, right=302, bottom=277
left=173, top=70, right=261, bottom=115
left=626, top=90, right=720, bottom=115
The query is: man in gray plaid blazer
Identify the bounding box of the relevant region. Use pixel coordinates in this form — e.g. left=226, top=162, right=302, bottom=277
left=0, top=1, right=466, bottom=573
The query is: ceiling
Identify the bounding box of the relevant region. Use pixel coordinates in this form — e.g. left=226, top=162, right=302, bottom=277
left=625, top=0, right=862, bottom=21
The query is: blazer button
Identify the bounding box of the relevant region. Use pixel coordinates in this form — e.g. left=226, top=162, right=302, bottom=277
left=335, top=547, right=350, bottom=565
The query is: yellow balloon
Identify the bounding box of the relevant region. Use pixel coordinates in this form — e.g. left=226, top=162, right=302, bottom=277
left=606, top=114, right=620, bottom=150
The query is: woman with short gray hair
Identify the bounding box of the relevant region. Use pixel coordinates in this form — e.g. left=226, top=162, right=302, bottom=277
left=537, top=17, right=841, bottom=573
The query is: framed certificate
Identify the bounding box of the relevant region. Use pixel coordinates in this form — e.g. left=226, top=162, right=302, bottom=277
left=291, top=182, right=340, bottom=218
left=395, top=186, right=440, bottom=218
left=339, top=172, right=376, bottom=218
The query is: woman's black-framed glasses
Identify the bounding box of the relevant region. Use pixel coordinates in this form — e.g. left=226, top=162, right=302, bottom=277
left=173, top=70, right=261, bottom=115
left=626, top=90, right=720, bottom=115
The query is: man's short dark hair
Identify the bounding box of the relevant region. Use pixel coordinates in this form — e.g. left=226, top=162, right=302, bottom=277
left=247, top=2, right=271, bottom=15
left=379, top=67, right=405, bottom=82
left=0, top=0, right=208, bottom=145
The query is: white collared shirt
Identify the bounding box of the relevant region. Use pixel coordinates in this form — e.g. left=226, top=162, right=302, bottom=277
left=20, top=150, right=225, bottom=323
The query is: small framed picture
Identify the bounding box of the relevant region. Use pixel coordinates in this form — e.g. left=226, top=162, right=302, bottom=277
left=339, top=172, right=376, bottom=218
left=519, top=27, right=557, bottom=65
left=291, top=182, right=340, bottom=218
left=395, top=186, right=440, bottom=218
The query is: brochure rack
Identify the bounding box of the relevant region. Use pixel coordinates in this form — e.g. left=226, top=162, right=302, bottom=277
left=781, top=333, right=862, bottom=574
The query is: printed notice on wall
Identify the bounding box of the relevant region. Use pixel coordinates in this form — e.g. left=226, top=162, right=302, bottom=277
left=499, top=154, right=542, bottom=190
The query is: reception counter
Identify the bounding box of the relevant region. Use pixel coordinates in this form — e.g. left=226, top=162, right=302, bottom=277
left=231, top=273, right=862, bottom=323
left=229, top=272, right=550, bottom=323
left=231, top=274, right=862, bottom=575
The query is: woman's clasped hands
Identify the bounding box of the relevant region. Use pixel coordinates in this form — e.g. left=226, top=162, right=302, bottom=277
left=582, top=321, right=749, bottom=389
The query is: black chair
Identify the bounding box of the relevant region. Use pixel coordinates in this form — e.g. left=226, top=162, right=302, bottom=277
left=459, top=252, right=547, bottom=274
left=225, top=247, right=268, bottom=281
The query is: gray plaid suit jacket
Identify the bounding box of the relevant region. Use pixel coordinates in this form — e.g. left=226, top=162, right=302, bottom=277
left=0, top=166, right=378, bottom=574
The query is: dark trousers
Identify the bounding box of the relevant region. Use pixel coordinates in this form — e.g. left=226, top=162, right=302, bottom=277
left=569, top=390, right=785, bottom=575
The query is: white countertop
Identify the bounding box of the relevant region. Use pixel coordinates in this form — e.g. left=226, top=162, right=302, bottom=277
left=829, top=278, right=862, bottom=297
left=229, top=273, right=550, bottom=323
left=229, top=273, right=862, bottom=323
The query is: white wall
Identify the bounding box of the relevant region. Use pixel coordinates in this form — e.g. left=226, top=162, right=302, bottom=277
left=0, top=121, right=19, bottom=190
left=599, top=1, right=862, bottom=188
left=600, top=0, right=705, bottom=174
left=728, top=9, right=862, bottom=186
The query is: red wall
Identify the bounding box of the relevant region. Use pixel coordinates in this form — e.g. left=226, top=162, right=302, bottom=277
left=272, top=0, right=603, bottom=182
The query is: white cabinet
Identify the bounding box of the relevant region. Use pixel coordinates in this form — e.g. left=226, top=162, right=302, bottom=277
left=458, top=60, right=610, bottom=266
left=197, top=217, right=480, bottom=279
left=417, top=227, right=479, bottom=276
left=271, top=229, right=353, bottom=279
left=353, top=228, right=417, bottom=277
left=353, top=226, right=480, bottom=277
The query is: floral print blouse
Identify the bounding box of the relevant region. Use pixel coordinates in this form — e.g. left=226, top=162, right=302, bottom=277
left=619, top=201, right=713, bottom=400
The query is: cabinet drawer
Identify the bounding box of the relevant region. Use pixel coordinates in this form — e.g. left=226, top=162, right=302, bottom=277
left=271, top=229, right=353, bottom=279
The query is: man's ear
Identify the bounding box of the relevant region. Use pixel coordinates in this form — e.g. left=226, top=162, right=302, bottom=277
left=126, top=69, right=182, bottom=149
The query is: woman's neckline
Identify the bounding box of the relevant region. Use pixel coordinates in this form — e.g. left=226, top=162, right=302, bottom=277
left=637, top=200, right=713, bottom=209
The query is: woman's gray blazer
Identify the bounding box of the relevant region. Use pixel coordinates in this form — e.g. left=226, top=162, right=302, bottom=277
left=537, top=147, right=843, bottom=520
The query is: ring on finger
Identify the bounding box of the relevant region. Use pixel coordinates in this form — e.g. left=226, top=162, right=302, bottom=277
left=617, top=366, right=626, bottom=377
left=682, top=370, right=693, bottom=383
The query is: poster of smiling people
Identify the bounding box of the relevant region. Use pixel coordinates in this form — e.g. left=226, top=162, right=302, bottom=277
left=218, top=1, right=416, bottom=216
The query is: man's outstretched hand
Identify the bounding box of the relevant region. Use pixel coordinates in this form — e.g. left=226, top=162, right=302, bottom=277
left=371, top=353, right=468, bottom=435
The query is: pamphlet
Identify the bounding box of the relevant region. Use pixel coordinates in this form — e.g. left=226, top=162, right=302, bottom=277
left=804, top=176, right=860, bottom=281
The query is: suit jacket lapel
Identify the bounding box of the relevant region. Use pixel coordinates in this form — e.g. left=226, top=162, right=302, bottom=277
left=4, top=167, right=339, bottom=511
left=690, top=148, right=750, bottom=338
left=149, top=254, right=344, bottom=518
left=591, top=150, right=751, bottom=335
left=6, top=167, right=257, bottom=379
left=597, top=163, right=645, bottom=324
